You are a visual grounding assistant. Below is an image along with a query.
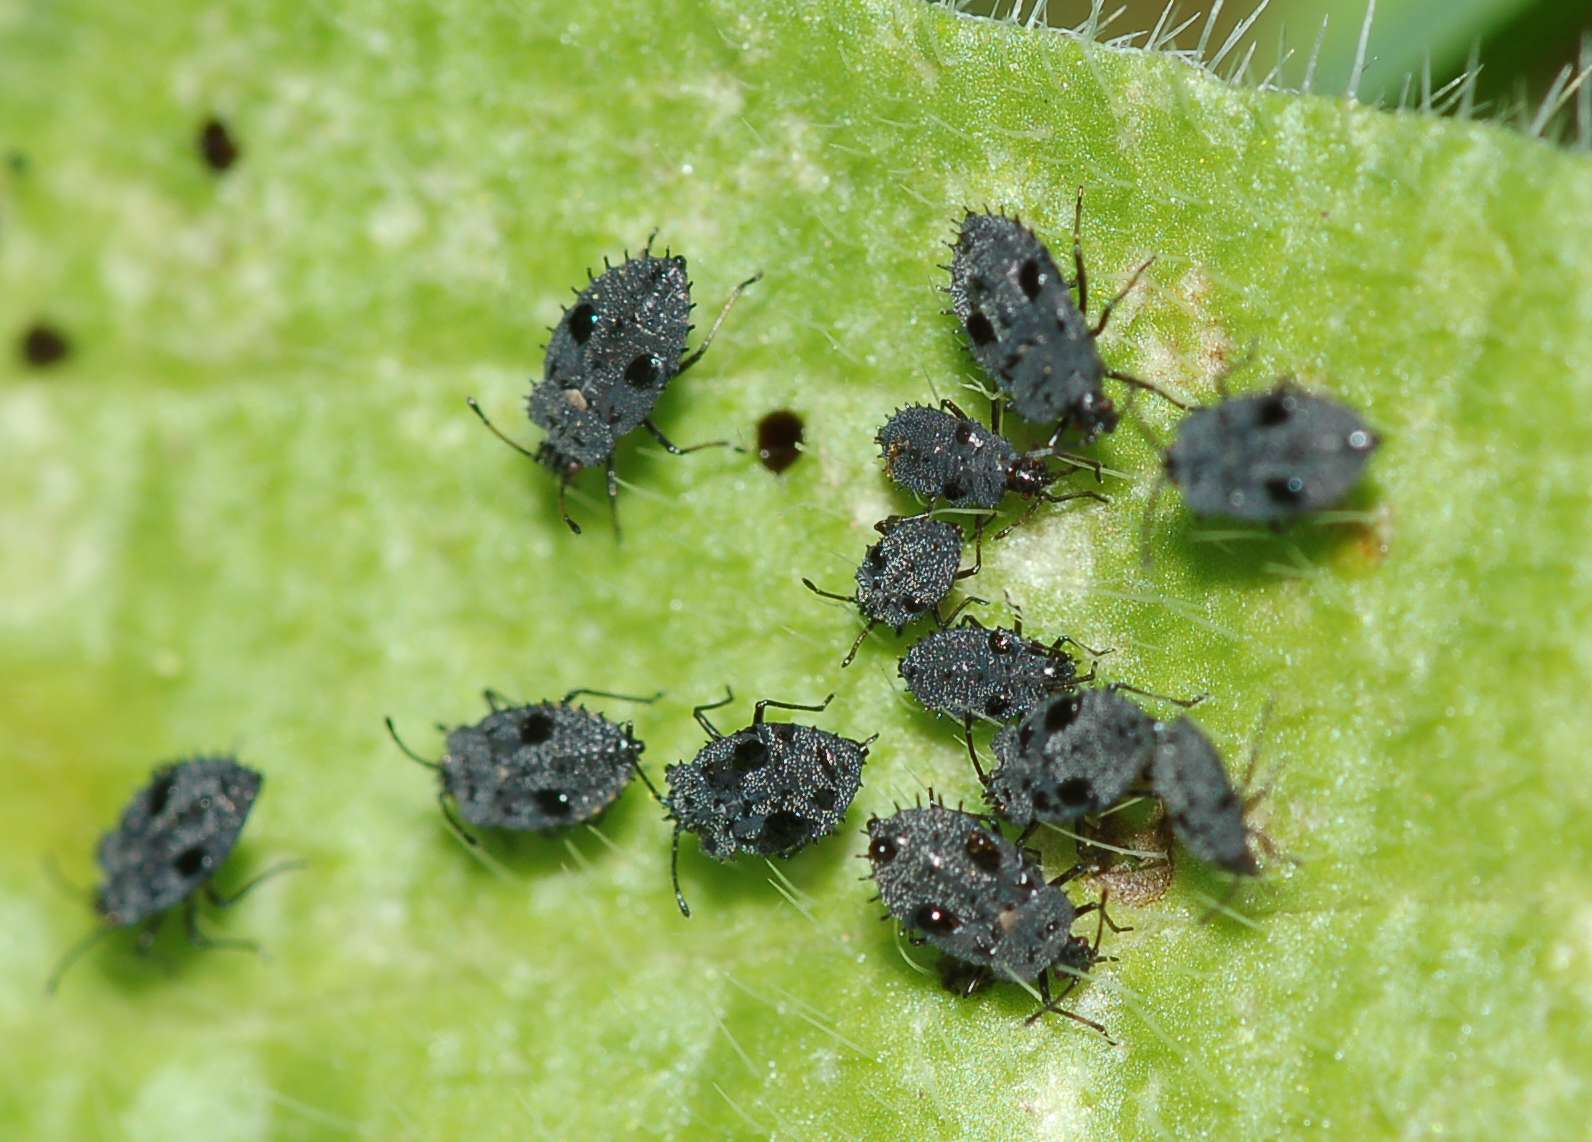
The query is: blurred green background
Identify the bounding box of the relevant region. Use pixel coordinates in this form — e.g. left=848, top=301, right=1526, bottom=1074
left=958, top=0, right=1590, bottom=130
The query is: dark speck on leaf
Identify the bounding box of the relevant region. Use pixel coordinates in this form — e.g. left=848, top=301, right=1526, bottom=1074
left=199, top=116, right=240, bottom=173
left=20, top=322, right=70, bottom=368
left=756, top=409, right=804, bottom=473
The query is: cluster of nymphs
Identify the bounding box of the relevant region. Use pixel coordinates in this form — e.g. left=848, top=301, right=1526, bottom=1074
left=788, top=194, right=1378, bottom=1031
left=52, top=196, right=1379, bottom=1037
left=385, top=687, right=875, bottom=923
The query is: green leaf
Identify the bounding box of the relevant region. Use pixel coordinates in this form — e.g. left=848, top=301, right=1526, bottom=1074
left=4, top=1, right=1588, bottom=1137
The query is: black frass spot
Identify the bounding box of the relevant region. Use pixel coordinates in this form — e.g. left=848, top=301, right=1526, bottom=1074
left=19, top=322, right=70, bottom=368
left=198, top=116, right=240, bottom=173
left=756, top=408, right=804, bottom=473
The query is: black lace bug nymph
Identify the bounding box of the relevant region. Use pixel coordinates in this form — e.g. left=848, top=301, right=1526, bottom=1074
left=467, top=240, right=760, bottom=535
left=865, top=801, right=1122, bottom=1036
left=1163, top=380, right=1380, bottom=522
left=47, top=756, right=296, bottom=994
left=876, top=400, right=1105, bottom=532
left=986, top=685, right=1205, bottom=837
left=1149, top=717, right=1268, bottom=877
left=664, top=690, right=873, bottom=916
left=900, top=605, right=1101, bottom=779
left=946, top=193, right=1186, bottom=440
left=385, top=687, right=657, bottom=844
left=802, top=514, right=984, bottom=668
left=989, top=689, right=1155, bottom=830
left=899, top=609, right=1092, bottom=724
